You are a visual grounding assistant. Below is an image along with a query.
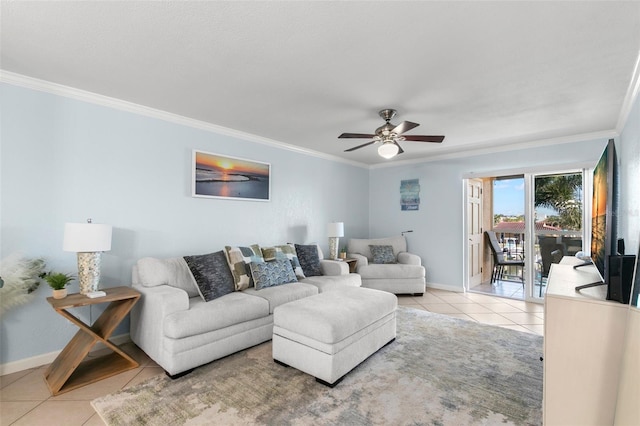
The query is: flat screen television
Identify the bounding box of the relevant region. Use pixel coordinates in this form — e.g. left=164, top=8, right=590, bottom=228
left=574, top=139, right=619, bottom=291
left=631, top=238, right=640, bottom=307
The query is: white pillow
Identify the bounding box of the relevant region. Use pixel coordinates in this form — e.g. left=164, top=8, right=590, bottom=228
left=136, top=257, right=199, bottom=298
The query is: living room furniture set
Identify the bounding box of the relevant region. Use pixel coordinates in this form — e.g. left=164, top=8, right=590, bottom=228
left=130, top=236, right=425, bottom=385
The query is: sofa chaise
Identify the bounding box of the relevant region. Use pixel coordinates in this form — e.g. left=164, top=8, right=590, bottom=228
left=130, top=244, right=360, bottom=377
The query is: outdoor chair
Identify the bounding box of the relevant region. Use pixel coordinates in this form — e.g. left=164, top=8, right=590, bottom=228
left=486, top=230, right=525, bottom=285
left=538, top=236, right=565, bottom=296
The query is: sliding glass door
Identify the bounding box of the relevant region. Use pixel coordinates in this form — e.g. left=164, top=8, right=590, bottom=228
left=531, top=172, right=584, bottom=299
left=465, top=168, right=588, bottom=302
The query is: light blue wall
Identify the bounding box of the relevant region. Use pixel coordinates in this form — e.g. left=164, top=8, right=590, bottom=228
left=2, top=79, right=638, bottom=367
left=368, top=138, right=610, bottom=290
left=0, top=83, right=369, bottom=364
left=618, top=92, right=640, bottom=252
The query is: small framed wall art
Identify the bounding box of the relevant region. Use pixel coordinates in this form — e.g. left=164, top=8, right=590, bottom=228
left=192, top=150, right=271, bottom=201
left=400, top=178, right=420, bottom=211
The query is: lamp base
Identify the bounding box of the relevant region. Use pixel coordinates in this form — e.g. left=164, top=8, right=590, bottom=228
left=77, top=252, right=102, bottom=295
left=328, top=237, right=340, bottom=260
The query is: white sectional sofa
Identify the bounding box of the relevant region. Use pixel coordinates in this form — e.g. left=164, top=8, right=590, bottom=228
left=347, top=235, right=426, bottom=295
left=130, top=247, right=360, bottom=377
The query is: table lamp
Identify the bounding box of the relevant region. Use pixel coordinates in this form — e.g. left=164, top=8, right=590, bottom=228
left=327, top=222, right=344, bottom=260
left=63, top=219, right=112, bottom=295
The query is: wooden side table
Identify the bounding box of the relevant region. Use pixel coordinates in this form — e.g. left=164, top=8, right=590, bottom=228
left=44, top=286, right=141, bottom=395
left=344, top=258, right=358, bottom=274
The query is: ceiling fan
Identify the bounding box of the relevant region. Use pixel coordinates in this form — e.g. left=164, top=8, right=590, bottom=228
left=339, top=109, right=444, bottom=159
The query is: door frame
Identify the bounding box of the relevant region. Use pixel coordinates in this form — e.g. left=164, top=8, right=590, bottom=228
left=462, top=162, right=593, bottom=302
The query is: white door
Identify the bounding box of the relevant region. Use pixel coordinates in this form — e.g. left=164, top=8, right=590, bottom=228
left=468, top=179, right=483, bottom=287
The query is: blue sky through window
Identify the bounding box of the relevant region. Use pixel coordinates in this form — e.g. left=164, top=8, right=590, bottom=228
left=494, top=177, right=557, bottom=218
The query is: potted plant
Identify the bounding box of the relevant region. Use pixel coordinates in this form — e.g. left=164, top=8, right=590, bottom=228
left=339, top=247, right=347, bottom=260
left=43, top=272, right=74, bottom=299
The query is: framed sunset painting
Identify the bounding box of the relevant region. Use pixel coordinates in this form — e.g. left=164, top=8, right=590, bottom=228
left=192, top=150, right=271, bottom=201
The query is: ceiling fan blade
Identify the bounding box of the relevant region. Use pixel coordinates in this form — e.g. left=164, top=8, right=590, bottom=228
left=338, top=133, right=376, bottom=139
left=394, top=142, right=405, bottom=154
left=403, top=135, right=445, bottom=143
left=392, top=121, right=419, bottom=135
left=344, top=141, right=376, bottom=152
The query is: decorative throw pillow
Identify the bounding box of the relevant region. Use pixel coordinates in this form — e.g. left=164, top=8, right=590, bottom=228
left=183, top=251, right=235, bottom=302
left=294, top=244, right=322, bottom=277
left=261, top=246, right=288, bottom=262
left=250, top=259, right=298, bottom=290
left=262, top=244, right=306, bottom=279
left=224, top=244, right=264, bottom=291
left=369, top=245, right=397, bottom=264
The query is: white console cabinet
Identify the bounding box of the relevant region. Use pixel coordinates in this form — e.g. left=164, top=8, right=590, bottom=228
left=543, top=258, right=629, bottom=426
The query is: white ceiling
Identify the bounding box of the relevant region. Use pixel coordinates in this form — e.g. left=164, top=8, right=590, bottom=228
left=2, top=1, right=639, bottom=166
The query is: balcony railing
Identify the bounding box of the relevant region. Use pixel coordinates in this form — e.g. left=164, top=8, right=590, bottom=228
left=492, top=230, right=583, bottom=290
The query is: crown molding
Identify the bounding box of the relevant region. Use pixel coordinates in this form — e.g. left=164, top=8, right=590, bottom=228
left=369, top=130, right=618, bottom=170
left=0, top=71, right=369, bottom=169
left=1, top=70, right=628, bottom=172
left=616, top=48, right=640, bottom=133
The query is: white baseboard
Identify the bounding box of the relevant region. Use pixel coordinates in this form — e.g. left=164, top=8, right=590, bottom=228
left=426, top=282, right=464, bottom=293
left=0, top=333, right=131, bottom=376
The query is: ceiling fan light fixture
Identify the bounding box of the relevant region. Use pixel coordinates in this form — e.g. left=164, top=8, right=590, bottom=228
left=340, top=108, right=445, bottom=157
left=378, top=142, right=399, bottom=159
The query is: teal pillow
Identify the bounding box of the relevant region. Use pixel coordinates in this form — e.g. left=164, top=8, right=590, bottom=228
left=250, top=259, right=298, bottom=290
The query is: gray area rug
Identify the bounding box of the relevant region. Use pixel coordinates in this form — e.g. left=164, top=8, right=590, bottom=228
left=92, top=307, right=543, bottom=425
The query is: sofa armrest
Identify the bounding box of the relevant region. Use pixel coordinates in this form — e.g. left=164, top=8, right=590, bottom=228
left=320, top=259, right=349, bottom=276
left=348, top=253, right=369, bottom=269
left=398, top=252, right=422, bottom=266
left=130, top=284, right=190, bottom=360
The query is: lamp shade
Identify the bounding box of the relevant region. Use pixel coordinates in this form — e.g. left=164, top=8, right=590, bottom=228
left=63, top=223, right=112, bottom=252
left=378, top=143, right=399, bottom=159
left=327, top=222, right=344, bottom=238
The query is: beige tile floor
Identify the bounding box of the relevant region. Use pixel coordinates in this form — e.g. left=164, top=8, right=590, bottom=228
left=1, top=288, right=544, bottom=426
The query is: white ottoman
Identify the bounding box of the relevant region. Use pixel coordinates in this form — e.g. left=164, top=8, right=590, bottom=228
left=272, top=286, right=397, bottom=386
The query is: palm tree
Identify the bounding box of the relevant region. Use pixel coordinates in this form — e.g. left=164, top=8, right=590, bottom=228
left=535, top=174, right=582, bottom=230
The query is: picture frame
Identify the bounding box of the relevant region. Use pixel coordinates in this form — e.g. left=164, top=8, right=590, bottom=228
left=192, top=150, right=271, bottom=201
left=400, top=179, right=420, bottom=211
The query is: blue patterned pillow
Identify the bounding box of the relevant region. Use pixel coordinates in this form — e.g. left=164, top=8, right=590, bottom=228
left=261, top=244, right=306, bottom=279
left=250, top=259, right=298, bottom=290
left=295, top=244, right=322, bottom=277
left=183, top=251, right=235, bottom=302
left=369, top=245, right=397, bottom=264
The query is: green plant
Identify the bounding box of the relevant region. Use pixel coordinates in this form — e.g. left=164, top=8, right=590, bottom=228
left=340, top=246, right=347, bottom=253
left=43, top=272, right=74, bottom=290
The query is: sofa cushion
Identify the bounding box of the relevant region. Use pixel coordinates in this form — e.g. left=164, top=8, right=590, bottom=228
left=243, top=282, right=319, bottom=314
left=183, top=251, right=235, bottom=302
left=358, top=263, right=425, bottom=280
left=224, top=244, right=264, bottom=291
left=369, top=245, right=397, bottom=264
left=250, top=259, right=298, bottom=290
left=261, top=244, right=306, bottom=279
left=295, top=244, right=322, bottom=277
left=164, top=292, right=269, bottom=339
left=300, top=273, right=362, bottom=292
left=136, top=257, right=200, bottom=298
left=348, top=236, right=407, bottom=261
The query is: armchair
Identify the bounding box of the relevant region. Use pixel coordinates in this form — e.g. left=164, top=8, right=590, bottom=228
left=347, top=235, right=425, bottom=295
